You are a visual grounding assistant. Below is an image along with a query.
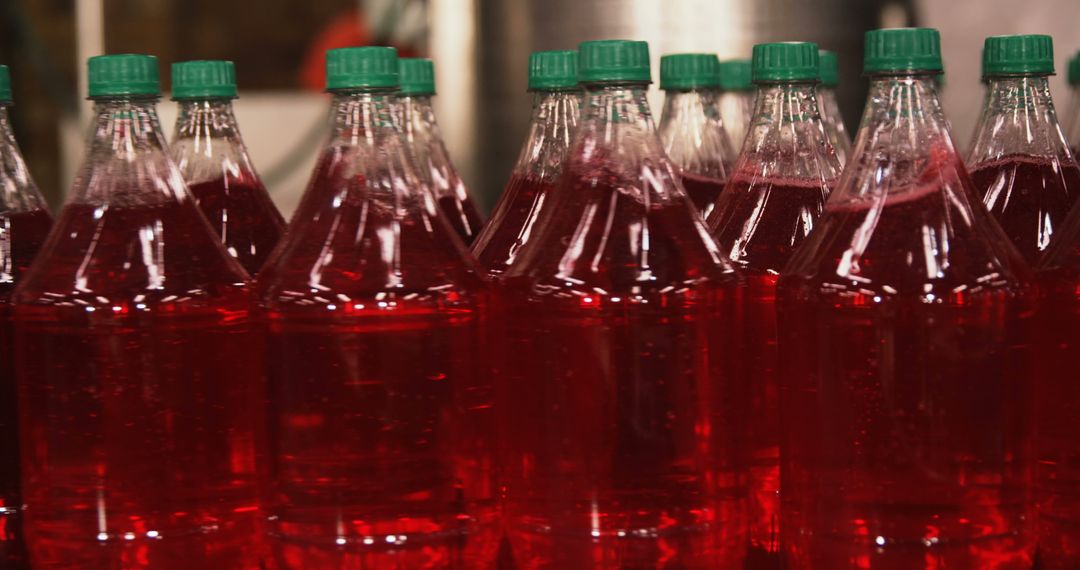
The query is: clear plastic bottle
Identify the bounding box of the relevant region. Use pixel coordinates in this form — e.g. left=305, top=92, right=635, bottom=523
left=13, top=54, right=263, bottom=568
left=472, top=50, right=580, bottom=278
left=0, top=65, right=51, bottom=569
left=718, top=59, right=755, bottom=153
left=658, top=53, right=736, bottom=217
left=1062, top=53, right=1080, bottom=153
left=705, top=42, right=841, bottom=567
left=170, top=60, right=285, bottom=276
left=817, top=50, right=852, bottom=166
left=497, top=40, right=746, bottom=569
left=778, top=29, right=1035, bottom=569
left=257, top=47, right=493, bottom=569
left=398, top=58, right=484, bottom=244
left=967, top=35, right=1080, bottom=264
left=1034, top=140, right=1080, bottom=570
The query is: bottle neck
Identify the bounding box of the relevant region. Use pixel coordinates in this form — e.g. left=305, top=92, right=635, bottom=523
left=658, top=88, right=730, bottom=178
left=737, top=81, right=839, bottom=180
left=399, top=94, right=440, bottom=143
left=171, top=98, right=258, bottom=184
left=174, top=98, right=243, bottom=145
left=71, top=96, right=186, bottom=206
left=968, top=75, right=1072, bottom=163
left=0, top=104, right=48, bottom=212
left=840, top=74, right=959, bottom=199
left=581, top=82, right=656, bottom=137
left=513, top=89, right=581, bottom=175
left=328, top=89, right=400, bottom=146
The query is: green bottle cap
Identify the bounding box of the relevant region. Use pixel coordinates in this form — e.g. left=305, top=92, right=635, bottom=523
left=818, top=50, right=839, bottom=87
left=752, top=42, right=819, bottom=83
left=578, top=40, right=651, bottom=84
left=528, top=50, right=578, bottom=91
left=0, top=65, right=11, bottom=103
left=659, top=53, right=721, bottom=90
left=88, top=54, right=161, bottom=98
left=718, top=59, right=753, bottom=91
left=326, top=46, right=399, bottom=91
left=1070, top=54, right=1080, bottom=86
left=399, top=58, right=436, bottom=95
left=171, top=60, right=237, bottom=100
left=982, top=34, right=1053, bottom=77
left=863, top=28, right=943, bottom=75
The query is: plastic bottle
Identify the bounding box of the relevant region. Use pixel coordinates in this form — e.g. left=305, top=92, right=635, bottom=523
left=0, top=65, right=51, bottom=569
left=817, top=50, right=852, bottom=166
left=472, top=50, right=579, bottom=278
left=967, top=35, right=1080, bottom=264
left=658, top=53, right=736, bottom=217
left=398, top=57, right=484, bottom=244
left=706, top=42, right=841, bottom=567
left=1034, top=129, right=1080, bottom=570
left=170, top=60, right=285, bottom=276
left=497, top=40, right=745, bottom=569
left=257, top=47, right=493, bottom=569
left=13, top=54, right=263, bottom=568
left=718, top=59, right=755, bottom=152
left=1062, top=53, right=1080, bottom=152
left=778, top=29, right=1035, bottom=569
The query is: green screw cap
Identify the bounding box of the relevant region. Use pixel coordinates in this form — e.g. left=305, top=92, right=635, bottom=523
left=982, top=34, right=1053, bottom=77
left=326, top=46, right=399, bottom=91
left=0, top=65, right=11, bottom=103
left=660, top=53, right=721, bottom=90
left=88, top=54, right=161, bottom=98
left=818, top=50, right=839, bottom=87
left=578, top=40, right=651, bottom=84
left=171, top=60, right=237, bottom=100
left=399, top=58, right=436, bottom=95
left=752, top=42, right=819, bottom=82
left=528, top=50, right=578, bottom=91
left=864, top=28, right=943, bottom=74
left=1069, top=54, right=1080, bottom=86
left=718, top=59, right=753, bottom=91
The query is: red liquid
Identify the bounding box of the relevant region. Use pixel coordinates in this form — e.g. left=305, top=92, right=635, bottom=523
left=680, top=172, right=726, bottom=216
left=498, top=157, right=746, bottom=569
left=1034, top=253, right=1080, bottom=569
left=187, top=175, right=285, bottom=276
left=437, top=193, right=484, bottom=246
left=970, top=155, right=1080, bottom=263
left=471, top=172, right=556, bottom=278
left=14, top=201, right=263, bottom=569
left=778, top=187, right=1034, bottom=569
left=706, top=175, right=832, bottom=564
left=0, top=208, right=52, bottom=568
left=257, top=151, right=494, bottom=569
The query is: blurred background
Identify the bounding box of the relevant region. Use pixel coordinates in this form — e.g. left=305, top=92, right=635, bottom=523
left=2, top=0, right=1079, bottom=216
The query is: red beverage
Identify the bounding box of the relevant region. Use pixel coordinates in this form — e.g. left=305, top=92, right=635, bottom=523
left=680, top=172, right=726, bottom=213
left=186, top=176, right=284, bottom=275
left=707, top=177, right=833, bottom=563
left=970, top=155, right=1080, bottom=263
left=499, top=159, right=744, bottom=570
left=472, top=173, right=555, bottom=277
left=779, top=186, right=1034, bottom=569
left=437, top=193, right=485, bottom=246
left=1034, top=178, right=1080, bottom=568
left=705, top=44, right=841, bottom=566
left=0, top=209, right=51, bottom=567
left=260, top=48, right=493, bottom=569
left=15, top=202, right=262, bottom=569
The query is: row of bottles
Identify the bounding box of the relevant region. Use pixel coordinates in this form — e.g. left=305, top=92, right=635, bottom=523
left=0, top=28, right=1078, bottom=570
